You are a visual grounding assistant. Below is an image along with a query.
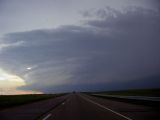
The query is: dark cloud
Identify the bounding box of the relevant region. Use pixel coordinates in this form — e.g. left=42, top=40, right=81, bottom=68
left=0, top=7, right=160, bottom=92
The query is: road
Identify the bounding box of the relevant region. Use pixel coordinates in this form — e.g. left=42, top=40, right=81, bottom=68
left=92, top=94, right=160, bottom=102
left=0, top=93, right=160, bottom=120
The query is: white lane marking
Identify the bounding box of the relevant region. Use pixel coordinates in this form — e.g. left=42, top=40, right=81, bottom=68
left=42, top=114, right=52, bottom=120
left=80, top=95, right=133, bottom=120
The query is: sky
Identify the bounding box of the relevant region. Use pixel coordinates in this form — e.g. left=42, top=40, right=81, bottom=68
left=0, top=0, right=160, bottom=94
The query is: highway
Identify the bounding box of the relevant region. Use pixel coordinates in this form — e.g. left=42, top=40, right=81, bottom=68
left=92, top=94, right=160, bottom=102
left=0, top=93, right=159, bottom=120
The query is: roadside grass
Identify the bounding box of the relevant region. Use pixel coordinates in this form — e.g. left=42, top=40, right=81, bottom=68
left=86, top=88, right=160, bottom=107
left=0, top=93, right=65, bottom=109
left=90, top=88, right=160, bottom=97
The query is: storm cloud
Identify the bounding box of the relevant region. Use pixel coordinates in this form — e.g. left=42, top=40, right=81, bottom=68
left=0, top=7, right=160, bottom=92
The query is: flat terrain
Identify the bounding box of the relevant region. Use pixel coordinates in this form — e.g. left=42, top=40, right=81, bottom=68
left=91, top=88, right=160, bottom=96
left=0, top=93, right=159, bottom=120
left=0, top=94, right=65, bottom=109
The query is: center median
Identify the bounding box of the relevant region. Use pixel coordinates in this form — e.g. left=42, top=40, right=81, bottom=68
left=91, top=94, right=160, bottom=107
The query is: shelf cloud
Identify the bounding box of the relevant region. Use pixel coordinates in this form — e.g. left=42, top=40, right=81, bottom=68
left=0, top=5, right=160, bottom=92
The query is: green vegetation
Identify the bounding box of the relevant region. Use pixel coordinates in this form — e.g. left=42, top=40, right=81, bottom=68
left=92, top=88, right=160, bottom=97
left=0, top=93, right=65, bottom=109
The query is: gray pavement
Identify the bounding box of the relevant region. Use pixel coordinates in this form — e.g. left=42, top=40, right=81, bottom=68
left=0, top=93, right=160, bottom=120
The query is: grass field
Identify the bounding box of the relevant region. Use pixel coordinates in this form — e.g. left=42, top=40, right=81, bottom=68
left=0, top=93, right=65, bottom=109
left=91, top=88, right=160, bottom=97
left=89, top=88, right=160, bottom=107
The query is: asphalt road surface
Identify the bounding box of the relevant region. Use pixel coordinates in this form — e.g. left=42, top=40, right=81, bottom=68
left=0, top=93, right=160, bottom=120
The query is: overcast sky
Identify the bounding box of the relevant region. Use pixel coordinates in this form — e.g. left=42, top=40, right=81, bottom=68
left=0, top=0, right=160, bottom=94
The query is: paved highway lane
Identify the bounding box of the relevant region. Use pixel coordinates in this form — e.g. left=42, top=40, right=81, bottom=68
left=39, top=93, right=160, bottom=120
left=0, top=95, right=69, bottom=120
left=0, top=93, right=160, bottom=120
